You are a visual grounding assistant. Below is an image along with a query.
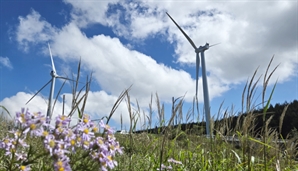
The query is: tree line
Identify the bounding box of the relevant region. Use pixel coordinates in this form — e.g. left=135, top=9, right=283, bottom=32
left=135, top=100, right=298, bottom=139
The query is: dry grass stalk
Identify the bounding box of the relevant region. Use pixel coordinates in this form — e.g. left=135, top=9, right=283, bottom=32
left=279, top=104, right=289, bottom=135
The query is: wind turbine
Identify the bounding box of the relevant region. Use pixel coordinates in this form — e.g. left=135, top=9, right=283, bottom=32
left=26, top=43, right=73, bottom=124
left=167, top=12, right=218, bottom=136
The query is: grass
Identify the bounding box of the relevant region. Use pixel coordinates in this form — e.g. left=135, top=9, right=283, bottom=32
left=1, top=56, right=298, bottom=171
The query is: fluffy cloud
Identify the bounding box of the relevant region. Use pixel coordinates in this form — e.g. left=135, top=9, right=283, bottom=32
left=63, top=0, right=120, bottom=27
left=8, top=9, right=207, bottom=127
left=0, top=91, right=133, bottom=129
left=14, top=10, right=227, bottom=105
left=0, top=92, right=48, bottom=118
left=4, top=1, right=296, bottom=127
left=16, top=10, right=57, bottom=52
left=62, top=0, right=297, bottom=85
left=0, top=56, right=13, bottom=69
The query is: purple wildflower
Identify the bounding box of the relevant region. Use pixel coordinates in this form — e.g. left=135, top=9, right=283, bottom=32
left=0, top=137, right=12, bottom=149
left=99, top=151, right=117, bottom=170
left=55, top=115, right=71, bottom=127
left=91, top=125, right=99, bottom=133
left=10, top=130, right=22, bottom=139
left=167, top=158, right=182, bottom=165
left=157, top=164, right=172, bottom=170
left=99, top=120, right=114, bottom=134
left=82, top=140, right=92, bottom=150
left=81, top=114, right=94, bottom=127
left=15, top=108, right=30, bottom=126
left=2, top=109, right=123, bottom=171
left=54, top=139, right=70, bottom=156
left=15, top=151, right=27, bottom=160
left=81, top=126, right=94, bottom=141
left=53, top=157, right=71, bottom=171
left=23, top=119, right=41, bottom=136
left=44, top=134, right=56, bottom=156
left=64, top=129, right=77, bottom=152
left=95, top=137, right=108, bottom=151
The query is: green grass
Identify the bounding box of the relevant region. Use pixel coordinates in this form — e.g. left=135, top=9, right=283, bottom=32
left=113, top=132, right=298, bottom=171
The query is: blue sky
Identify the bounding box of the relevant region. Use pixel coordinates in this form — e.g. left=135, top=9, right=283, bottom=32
left=0, top=0, right=297, bottom=130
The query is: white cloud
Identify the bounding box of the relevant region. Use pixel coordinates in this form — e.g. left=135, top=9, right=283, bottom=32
left=16, top=10, right=57, bottom=52
left=62, top=1, right=297, bottom=86
left=0, top=92, right=47, bottom=117
left=0, top=91, right=132, bottom=128
left=14, top=10, right=223, bottom=104
left=0, top=56, right=13, bottom=69
left=10, top=1, right=297, bottom=127
left=49, top=23, right=215, bottom=105
left=63, top=0, right=120, bottom=27
left=12, top=9, right=230, bottom=129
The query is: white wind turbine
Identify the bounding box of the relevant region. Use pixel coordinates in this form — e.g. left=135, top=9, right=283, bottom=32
left=167, top=12, right=219, bottom=136
left=26, top=43, right=73, bottom=123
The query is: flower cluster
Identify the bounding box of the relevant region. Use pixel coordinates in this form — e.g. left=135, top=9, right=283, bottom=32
left=0, top=108, right=123, bottom=171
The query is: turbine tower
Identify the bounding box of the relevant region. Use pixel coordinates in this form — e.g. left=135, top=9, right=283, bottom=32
left=26, top=43, right=73, bottom=123
left=167, top=12, right=217, bottom=136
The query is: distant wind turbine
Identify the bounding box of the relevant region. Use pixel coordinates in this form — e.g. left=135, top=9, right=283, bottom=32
left=26, top=43, right=74, bottom=123
left=167, top=12, right=219, bottom=136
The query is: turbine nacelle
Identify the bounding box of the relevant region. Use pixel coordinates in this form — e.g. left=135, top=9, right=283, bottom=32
left=50, top=70, right=58, bottom=77
left=196, top=43, right=210, bottom=53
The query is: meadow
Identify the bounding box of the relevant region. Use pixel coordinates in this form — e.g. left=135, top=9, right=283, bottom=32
left=0, top=57, right=298, bottom=171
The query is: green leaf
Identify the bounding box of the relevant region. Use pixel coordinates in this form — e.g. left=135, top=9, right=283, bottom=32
left=77, top=107, right=83, bottom=119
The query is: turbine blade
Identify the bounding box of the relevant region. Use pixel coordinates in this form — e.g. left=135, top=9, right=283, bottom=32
left=166, top=12, right=197, bottom=49
left=26, top=79, right=52, bottom=105
left=196, top=53, right=200, bottom=97
left=48, top=43, right=56, bottom=73
left=209, top=43, right=221, bottom=47
left=56, top=76, right=83, bottom=84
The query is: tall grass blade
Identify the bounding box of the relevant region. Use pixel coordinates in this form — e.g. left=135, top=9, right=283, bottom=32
left=279, top=104, right=289, bottom=135
left=0, top=105, right=10, bottom=118
left=107, top=85, right=131, bottom=125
